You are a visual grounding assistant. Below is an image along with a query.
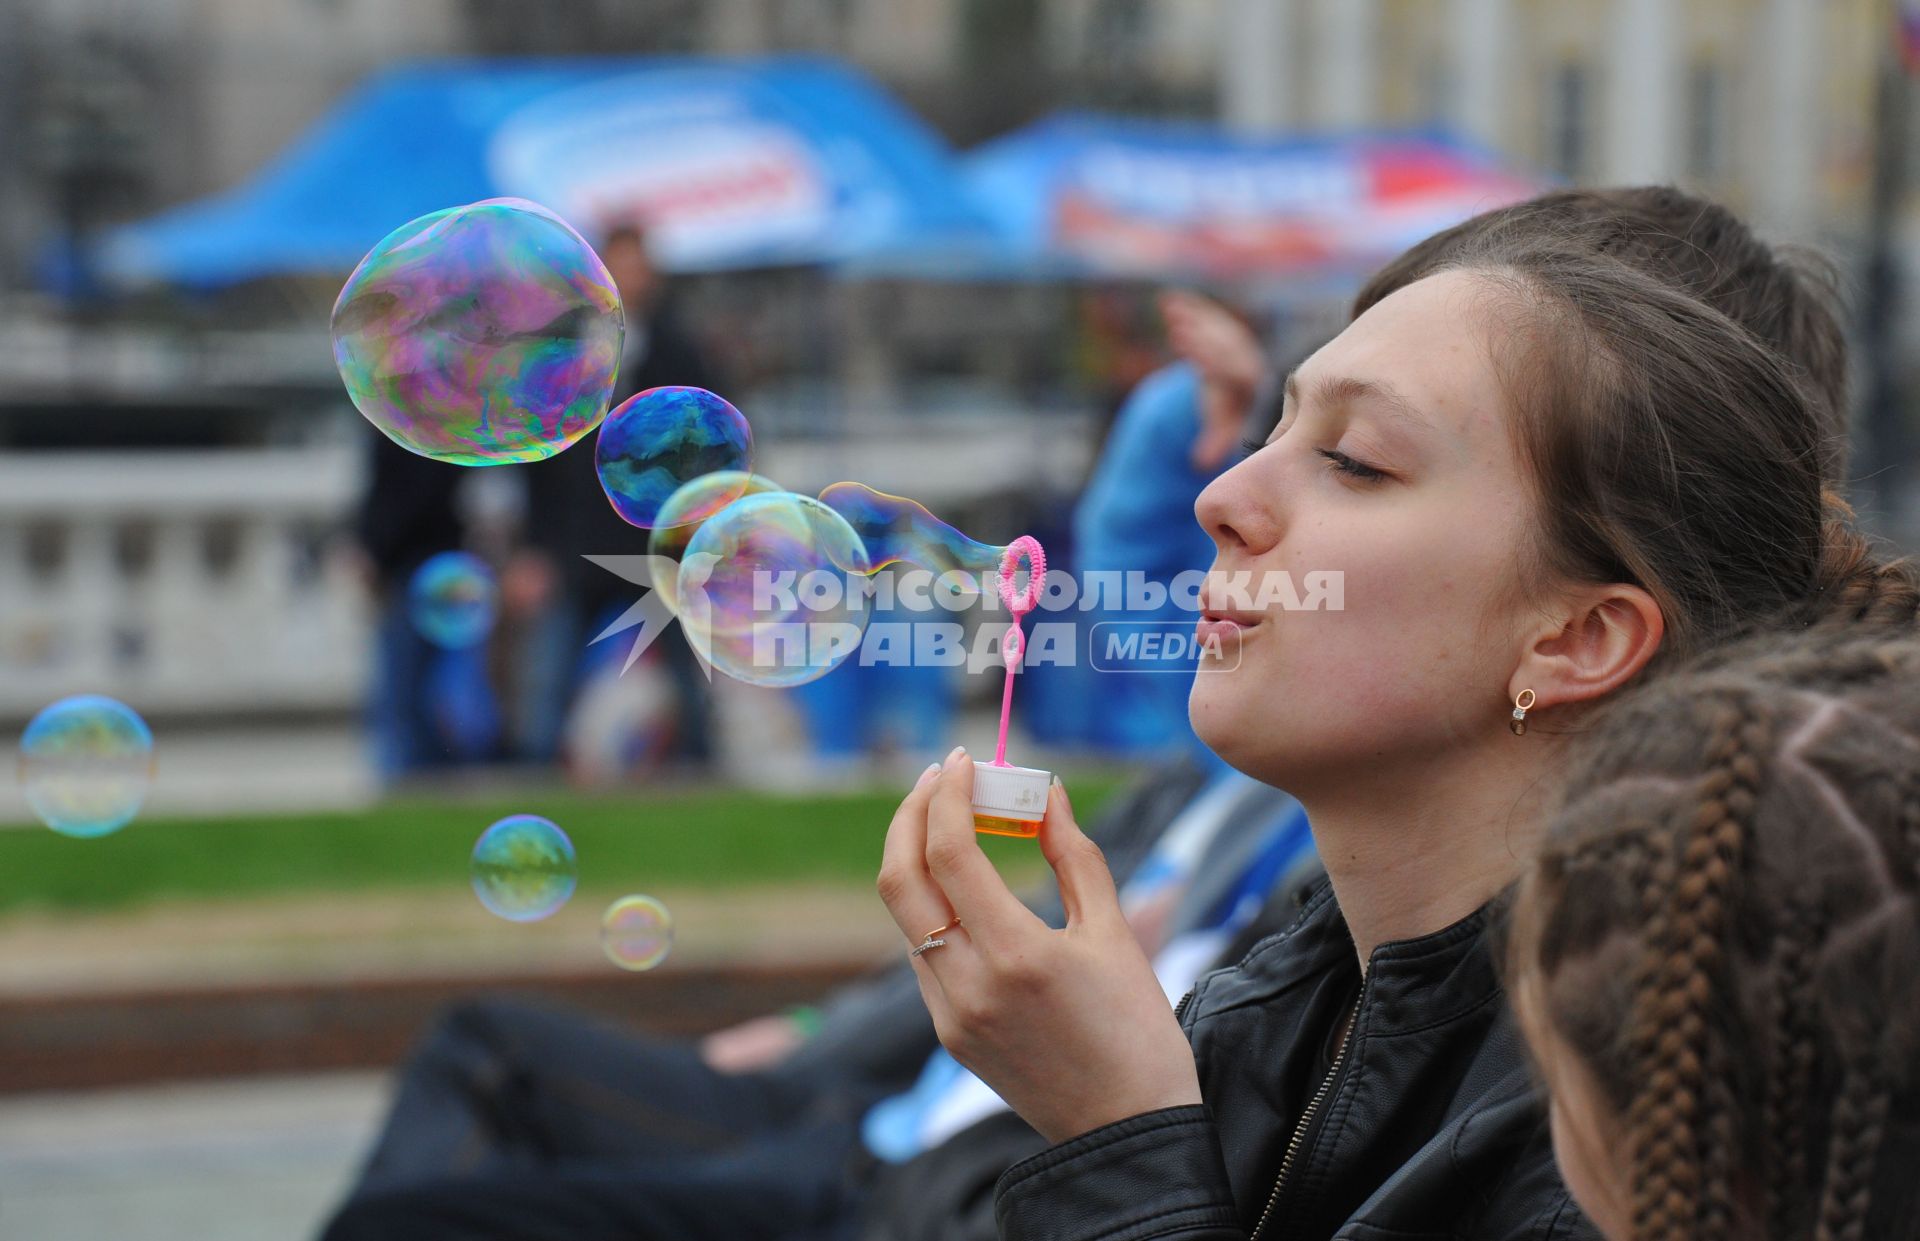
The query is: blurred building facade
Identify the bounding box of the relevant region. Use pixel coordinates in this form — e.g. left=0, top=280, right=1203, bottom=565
left=0, top=0, right=1899, bottom=285
left=1118, top=0, right=1886, bottom=251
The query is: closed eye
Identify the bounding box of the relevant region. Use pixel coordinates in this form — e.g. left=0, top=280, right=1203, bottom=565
left=1319, top=449, right=1388, bottom=481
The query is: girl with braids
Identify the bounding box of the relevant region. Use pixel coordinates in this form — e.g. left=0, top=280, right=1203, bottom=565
left=1509, top=620, right=1920, bottom=1240
left=876, top=215, right=1900, bottom=1240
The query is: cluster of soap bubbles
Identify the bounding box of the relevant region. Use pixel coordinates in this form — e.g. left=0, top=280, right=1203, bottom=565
left=333, top=198, right=1026, bottom=966
left=18, top=695, right=154, bottom=838
left=466, top=812, right=673, bottom=971
left=332, top=198, right=1011, bottom=692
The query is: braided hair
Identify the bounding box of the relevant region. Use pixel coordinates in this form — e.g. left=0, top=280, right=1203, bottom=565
left=1509, top=623, right=1920, bottom=1240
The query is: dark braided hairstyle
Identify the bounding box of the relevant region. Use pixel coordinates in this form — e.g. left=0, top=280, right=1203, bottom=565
left=1797, top=489, right=1920, bottom=629
left=1509, top=624, right=1920, bottom=1240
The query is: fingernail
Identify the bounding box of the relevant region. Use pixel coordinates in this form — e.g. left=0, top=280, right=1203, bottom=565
left=914, top=762, right=940, bottom=788
left=944, top=745, right=967, bottom=768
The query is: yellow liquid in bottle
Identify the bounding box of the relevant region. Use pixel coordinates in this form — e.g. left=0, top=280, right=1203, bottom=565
left=973, top=814, right=1042, bottom=839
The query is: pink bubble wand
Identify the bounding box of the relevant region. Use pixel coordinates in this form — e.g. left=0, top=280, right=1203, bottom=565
left=990, top=536, right=1046, bottom=768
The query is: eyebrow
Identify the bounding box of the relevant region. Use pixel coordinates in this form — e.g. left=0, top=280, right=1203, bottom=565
left=1281, top=367, right=1433, bottom=435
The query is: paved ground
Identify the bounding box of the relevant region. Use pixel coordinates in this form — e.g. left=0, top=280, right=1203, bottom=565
left=0, top=1072, right=387, bottom=1241
left=0, top=884, right=898, bottom=996
left=0, top=884, right=902, bottom=1233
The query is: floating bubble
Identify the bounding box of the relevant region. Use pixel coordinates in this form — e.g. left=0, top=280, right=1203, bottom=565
left=646, top=471, right=785, bottom=616
left=408, top=551, right=499, bottom=649
left=601, top=894, right=674, bottom=971
left=332, top=198, right=623, bottom=465
left=681, top=491, right=873, bottom=688
left=19, top=695, right=153, bottom=838
left=818, top=482, right=1004, bottom=600
left=470, top=815, right=577, bottom=922
left=596, top=387, right=753, bottom=529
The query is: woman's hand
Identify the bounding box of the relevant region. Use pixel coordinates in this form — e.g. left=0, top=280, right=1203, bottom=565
left=877, top=747, right=1204, bottom=1145
left=1160, top=290, right=1264, bottom=471
left=699, top=1013, right=806, bottom=1075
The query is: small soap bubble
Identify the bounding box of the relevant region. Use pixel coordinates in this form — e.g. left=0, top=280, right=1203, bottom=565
left=470, top=815, right=577, bottom=922
left=408, top=551, right=499, bottom=649
left=681, top=491, right=873, bottom=688
left=19, top=695, right=153, bottom=838
left=646, top=471, right=784, bottom=616
left=332, top=198, right=623, bottom=465
left=596, top=387, right=754, bottom=529
left=601, top=895, right=674, bottom=971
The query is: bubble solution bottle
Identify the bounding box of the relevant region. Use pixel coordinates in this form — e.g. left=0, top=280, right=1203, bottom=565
left=972, top=536, right=1052, bottom=838
left=971, top=762, right=1053, bottom=838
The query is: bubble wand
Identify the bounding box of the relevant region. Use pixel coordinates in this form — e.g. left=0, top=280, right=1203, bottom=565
left=970, top=537, right=1054, bottom=838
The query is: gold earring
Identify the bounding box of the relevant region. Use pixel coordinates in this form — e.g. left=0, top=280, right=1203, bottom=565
left=1510, top=688, right=1536, bottom=736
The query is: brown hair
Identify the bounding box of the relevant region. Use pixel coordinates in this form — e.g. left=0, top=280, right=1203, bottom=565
left=1426, top=233, right=1886, bottom=676
left=1508, top=622, right=1920, bottom=1240
left=1355, top=186, right=1850, bottom=485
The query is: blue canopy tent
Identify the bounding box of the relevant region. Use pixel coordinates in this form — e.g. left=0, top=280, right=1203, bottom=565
left=93, top=55, right=998, bottom=288
left=950, top=112, right=1549, bottom=285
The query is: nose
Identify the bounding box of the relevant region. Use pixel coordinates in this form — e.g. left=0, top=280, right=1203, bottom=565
left=1195, top=454, right=1275, bottom=556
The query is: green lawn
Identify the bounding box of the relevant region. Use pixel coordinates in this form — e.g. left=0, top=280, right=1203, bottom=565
left=0, top=775, right=1125, bottom=915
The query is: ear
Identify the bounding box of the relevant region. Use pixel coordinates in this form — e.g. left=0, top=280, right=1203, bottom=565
left=1518, top=584, right=1664, bottom=712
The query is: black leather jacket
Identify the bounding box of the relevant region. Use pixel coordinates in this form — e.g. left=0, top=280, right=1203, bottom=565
left=993, top=879, right=1599, bottom=1241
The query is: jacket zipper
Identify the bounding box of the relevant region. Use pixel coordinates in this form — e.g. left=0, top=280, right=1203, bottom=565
left=1248, top=990, right=1362, bottom=1241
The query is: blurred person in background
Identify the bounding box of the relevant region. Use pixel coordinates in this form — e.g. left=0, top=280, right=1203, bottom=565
left=1025, top=287, right=1278, bottom=758
left=347, top=431, right=498, bottom=778
left=507, top=221, right=722, bottom=775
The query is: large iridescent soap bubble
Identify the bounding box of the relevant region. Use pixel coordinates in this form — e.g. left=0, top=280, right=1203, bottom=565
left=680, top=491, right=873, bottom=688
left=601, top=895, right=674, bottom=971
left=596, top=387, right=753, bottom=528
left=20, top=695, right=153, bottom=838
left=408, top=551, right=499, bottom=649
left=818, top=482, right=1006, bottom=605
left=332, top=198, right=624, bottom=465
left=647, top=471, right=784, bottom=616
left=470, top=814, right=577, bottom=922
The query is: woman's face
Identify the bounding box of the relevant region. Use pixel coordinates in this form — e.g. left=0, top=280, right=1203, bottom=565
left=1189, top=268, right=1538, bottom=788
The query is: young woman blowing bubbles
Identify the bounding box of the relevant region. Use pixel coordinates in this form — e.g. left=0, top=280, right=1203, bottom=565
left=877, top=227, right=1891, bottom=1239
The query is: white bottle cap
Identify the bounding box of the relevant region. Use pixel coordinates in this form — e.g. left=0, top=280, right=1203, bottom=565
left=971, top=760, right=1053, bottom=823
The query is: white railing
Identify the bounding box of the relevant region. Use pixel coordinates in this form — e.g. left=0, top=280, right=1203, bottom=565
left=0, top=446, right=371, bottom=721
left=0, top=410, right=1095, bottom=725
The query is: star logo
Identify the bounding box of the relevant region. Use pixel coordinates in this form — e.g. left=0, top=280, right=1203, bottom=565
left=582, top=552, right=720, bottom=679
